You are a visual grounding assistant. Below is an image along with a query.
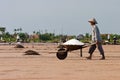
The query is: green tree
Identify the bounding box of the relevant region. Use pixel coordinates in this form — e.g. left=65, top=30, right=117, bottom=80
left=0, top=27, right=5, bottom=33
left=40, top=33, right=54, bottom=41
left=19, top=33, right=28, bottom=42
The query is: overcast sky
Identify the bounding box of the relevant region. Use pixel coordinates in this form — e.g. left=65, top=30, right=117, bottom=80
left=0, top=0, right=120, bottom=35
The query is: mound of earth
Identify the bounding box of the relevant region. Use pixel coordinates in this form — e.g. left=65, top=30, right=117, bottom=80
left=24, top=50, right=40, bottom=55
left=14, top=44, right=24, bottom=48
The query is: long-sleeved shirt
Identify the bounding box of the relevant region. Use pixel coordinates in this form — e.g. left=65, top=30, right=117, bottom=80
left=91, top=25, right=102, bottom=42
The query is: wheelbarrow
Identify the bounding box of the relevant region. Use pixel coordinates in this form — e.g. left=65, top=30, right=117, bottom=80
left=56, top=39, right=94, bottom=60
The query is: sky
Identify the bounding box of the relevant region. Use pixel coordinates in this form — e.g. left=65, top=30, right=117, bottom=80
left=0, top=0, right=120, bottom=35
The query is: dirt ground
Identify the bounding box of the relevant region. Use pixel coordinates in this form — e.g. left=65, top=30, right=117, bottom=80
left=0, top=43, right=120, bottom=80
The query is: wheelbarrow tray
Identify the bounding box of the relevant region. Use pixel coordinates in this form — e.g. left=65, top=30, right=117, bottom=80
left=57, top=44, right=87, bottom=60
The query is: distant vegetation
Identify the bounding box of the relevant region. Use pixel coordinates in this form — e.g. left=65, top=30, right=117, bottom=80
left=0, top=27, right=120, bottom=44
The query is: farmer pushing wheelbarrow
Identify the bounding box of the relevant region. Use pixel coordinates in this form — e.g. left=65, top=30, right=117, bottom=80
left=56, top=18, right=105, bottom=60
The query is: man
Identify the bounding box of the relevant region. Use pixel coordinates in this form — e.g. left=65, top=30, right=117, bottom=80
left=86, top=18, right=105, bottom=60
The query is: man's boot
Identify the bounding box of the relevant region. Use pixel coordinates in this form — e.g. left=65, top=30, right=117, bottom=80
left=100, top=55, right=105, bottom=60
left=86, top=54, right=92, bottom=60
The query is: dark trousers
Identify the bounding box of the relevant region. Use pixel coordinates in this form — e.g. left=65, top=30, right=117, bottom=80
left=88, top=44, right=105, bottom=56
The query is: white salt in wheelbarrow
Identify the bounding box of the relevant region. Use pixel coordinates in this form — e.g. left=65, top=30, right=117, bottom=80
left=56, top=39, right=94, bottom=60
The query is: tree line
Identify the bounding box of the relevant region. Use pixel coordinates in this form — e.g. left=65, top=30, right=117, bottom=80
left=0, top=27, right=120, bottom=44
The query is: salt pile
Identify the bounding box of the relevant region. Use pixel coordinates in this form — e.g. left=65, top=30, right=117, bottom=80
left=63, top=39, right=84, bottom=45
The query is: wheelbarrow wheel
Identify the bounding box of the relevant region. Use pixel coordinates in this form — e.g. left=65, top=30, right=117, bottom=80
left=56, top=48, right=67, bottom=60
